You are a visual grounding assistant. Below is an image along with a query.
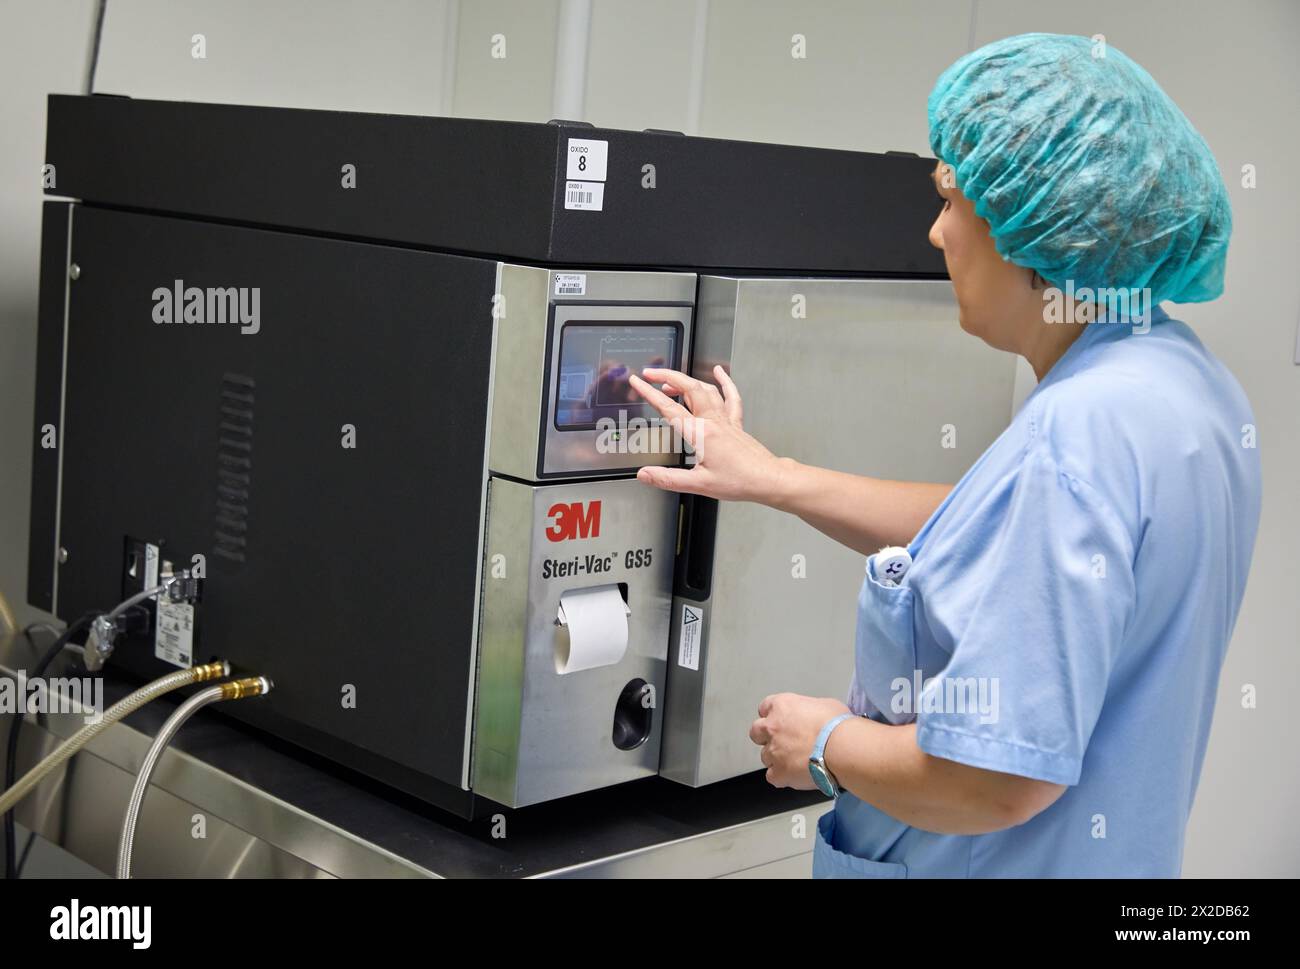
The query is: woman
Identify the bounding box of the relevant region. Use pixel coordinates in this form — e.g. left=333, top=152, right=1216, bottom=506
left=628, top=33, right=1260, bottom=877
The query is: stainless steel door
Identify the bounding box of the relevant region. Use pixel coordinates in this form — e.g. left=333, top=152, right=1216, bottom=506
left=660, top=277, right=1016, bottom=787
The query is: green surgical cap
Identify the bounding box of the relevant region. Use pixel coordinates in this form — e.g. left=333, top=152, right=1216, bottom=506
left=928, top=33, right=1231, bottom=305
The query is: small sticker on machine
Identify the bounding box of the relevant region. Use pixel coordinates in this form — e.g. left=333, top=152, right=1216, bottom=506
left=144, top=544, right=159, bottom=590
left=566, top=138, right=608, bottom=181
left=564, top=180, right=604, bottom=211
left=678, top=604, right=703, bottom=671
left=155, top=597, right=195, bottom=668
left=554, top=273, right=587, bottom=296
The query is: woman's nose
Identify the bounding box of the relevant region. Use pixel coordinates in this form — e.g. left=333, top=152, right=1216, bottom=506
left=929, top=215, right=944, bottom=250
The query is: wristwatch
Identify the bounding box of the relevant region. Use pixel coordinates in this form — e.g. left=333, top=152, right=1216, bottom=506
left=808, top=712, right=856, bottom=798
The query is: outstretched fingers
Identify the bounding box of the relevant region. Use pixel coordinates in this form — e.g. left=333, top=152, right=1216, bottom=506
left=636, top=464, right=711, bottom=496
left=641, top=367, right=727, bottom=418
left=713, top=365, right=744, bottom=423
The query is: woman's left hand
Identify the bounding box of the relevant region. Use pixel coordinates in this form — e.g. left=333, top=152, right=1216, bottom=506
left=750, top=693, right=853, bottom=789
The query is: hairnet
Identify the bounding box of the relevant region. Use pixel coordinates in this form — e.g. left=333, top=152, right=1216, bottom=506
left=927, top=33, right=1231, bottom=305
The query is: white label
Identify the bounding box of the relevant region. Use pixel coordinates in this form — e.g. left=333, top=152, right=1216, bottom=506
left=144, top=544, right=159, bottom=590
left=155, top=597, right=195, bottom=668
left=554, top=273, right=587, bottom=296
left=678, top=604, right=703, bottom=671
left=564, top=180, right=604, bottom=211
left=566, top=138, right=608, bottom=181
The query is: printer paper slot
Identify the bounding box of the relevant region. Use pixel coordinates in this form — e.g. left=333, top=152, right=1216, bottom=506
left=554, top=584, right=631, bottom=674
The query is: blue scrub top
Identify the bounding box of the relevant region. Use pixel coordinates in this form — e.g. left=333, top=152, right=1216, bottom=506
left=818, top=305, right=1262, bottom=878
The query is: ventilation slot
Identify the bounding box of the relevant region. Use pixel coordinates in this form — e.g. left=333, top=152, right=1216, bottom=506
left=215, top=373, right=254, bottom=564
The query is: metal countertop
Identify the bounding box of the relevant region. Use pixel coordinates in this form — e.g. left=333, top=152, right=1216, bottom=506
left=1, top=630, right=828, bottom=878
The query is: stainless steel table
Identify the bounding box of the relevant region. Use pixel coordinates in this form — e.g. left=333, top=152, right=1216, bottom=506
left=1, top=631, right=828, bottom=878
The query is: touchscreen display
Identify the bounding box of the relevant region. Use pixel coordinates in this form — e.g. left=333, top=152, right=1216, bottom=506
left=555, top=323, right=679, bottom=429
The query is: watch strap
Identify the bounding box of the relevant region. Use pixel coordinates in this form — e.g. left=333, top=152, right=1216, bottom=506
left=812, top=712, right=856, bottom=762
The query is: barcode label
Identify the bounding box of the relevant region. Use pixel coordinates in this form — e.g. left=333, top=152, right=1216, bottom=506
left=564, top=180, right=604, bottom=211
left=554, top=273, right=587, bottom=296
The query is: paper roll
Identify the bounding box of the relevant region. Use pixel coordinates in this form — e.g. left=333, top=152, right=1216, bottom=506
left=555, top=585, right=630, bottom=674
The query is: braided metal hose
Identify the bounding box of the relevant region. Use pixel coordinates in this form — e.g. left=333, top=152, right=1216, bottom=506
left=0, top=661, right=229, bottom=816
left=117, top=676, right=270, bottom=879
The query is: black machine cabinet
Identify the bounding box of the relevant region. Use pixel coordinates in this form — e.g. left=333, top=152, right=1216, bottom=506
left=36, top=204, right=496, bottom=813
left=29, top=96, right=950, bottom=818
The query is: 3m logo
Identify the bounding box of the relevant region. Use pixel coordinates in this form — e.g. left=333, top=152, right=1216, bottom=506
left=546, top=501, right=601, bottom=542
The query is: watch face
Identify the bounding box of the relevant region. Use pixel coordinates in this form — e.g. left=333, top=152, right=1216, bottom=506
left=809, top=759, right=837, bottom=798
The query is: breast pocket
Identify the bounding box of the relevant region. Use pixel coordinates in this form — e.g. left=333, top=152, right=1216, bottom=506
left=813, top=808, right=909, bottom=879
left=850, top=556, right=918, bottom=725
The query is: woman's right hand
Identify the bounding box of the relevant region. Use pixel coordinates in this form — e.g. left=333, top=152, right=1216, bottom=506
left=627, top=366, right=794, bottom=505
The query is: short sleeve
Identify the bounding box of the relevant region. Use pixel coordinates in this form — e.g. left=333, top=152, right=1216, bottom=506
left=914, top=447, right=1137, bottom=786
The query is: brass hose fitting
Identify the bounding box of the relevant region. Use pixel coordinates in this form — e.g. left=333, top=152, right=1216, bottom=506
left=190, top=660, right=231, bottom=682
left=219, top=676, right=273, bottom=700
